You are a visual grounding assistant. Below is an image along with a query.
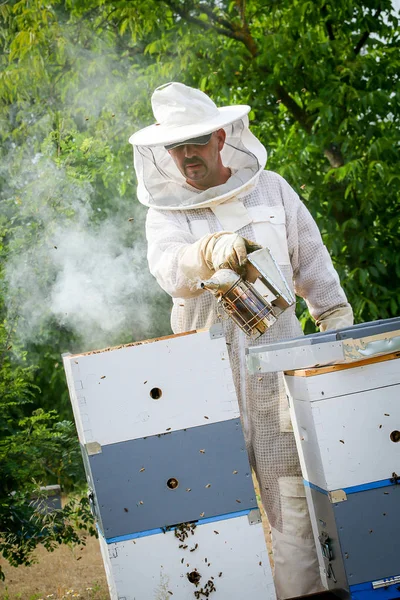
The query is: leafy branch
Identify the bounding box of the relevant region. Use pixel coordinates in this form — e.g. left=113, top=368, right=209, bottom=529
left=354, top=8, right=382, bottom=55
left=163, top=0, right=312, bottom=138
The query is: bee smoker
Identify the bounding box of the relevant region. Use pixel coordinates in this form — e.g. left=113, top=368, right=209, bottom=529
left=201, top=247, right=295, bottom=339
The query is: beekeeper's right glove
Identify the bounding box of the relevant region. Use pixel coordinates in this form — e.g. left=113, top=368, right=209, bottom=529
left=180, top=231, right=261, bottom=281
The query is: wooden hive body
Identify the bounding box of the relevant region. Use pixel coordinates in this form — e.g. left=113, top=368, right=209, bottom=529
left=63, top=327, right=276, bottom=600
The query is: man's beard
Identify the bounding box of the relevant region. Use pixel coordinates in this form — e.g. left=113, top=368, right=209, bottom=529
left=183, top=156, right=207, bottom=177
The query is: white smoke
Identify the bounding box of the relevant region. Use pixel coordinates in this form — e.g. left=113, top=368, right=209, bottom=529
left=1, top=31, right=173, bottom=352
left=49, top=222, right=150, bottom=340
left=3, top=156, right=169, bottom=351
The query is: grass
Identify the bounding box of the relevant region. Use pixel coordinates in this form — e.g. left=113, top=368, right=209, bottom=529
left=0, top=581, right=109, bottom=600
left=0, top=584, right=109, bottom=600
left=0, top=536, right=109, bottom=600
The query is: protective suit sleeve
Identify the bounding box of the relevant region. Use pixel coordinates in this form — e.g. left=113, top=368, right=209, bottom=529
left=146, top=207, right=204, bottom=299
left=280, top=176, right=354, bottom=329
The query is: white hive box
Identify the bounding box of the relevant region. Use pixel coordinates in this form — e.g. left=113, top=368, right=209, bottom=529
left=247, top=318, right=400, bottom=600
left=284, top=353, right=400, bottom=492
left=63, top=326, right=276, bottom=600
left=98, top=516, right=273, bottom=599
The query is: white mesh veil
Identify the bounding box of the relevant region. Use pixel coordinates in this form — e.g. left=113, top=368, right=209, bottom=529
left=133, top=116, right=267, bottom=210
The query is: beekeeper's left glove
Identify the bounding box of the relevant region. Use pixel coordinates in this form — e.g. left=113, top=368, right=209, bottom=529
left=316, top=305, right=354, bottom=332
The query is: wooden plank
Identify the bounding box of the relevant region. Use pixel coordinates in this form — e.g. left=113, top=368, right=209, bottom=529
left=285, top=353, right=400, bottom=402
left=284, top=350, right=400, bottom=377
left=72, top=329, right=197, bottom=357
left=343, top=329, right=400, bottom=362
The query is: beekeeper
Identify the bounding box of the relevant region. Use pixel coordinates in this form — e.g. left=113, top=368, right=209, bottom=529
left=129, top=82, right=353, bottom=599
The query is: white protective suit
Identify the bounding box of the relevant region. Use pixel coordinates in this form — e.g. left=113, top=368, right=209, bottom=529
left=130, top=83, right=353, bottom=599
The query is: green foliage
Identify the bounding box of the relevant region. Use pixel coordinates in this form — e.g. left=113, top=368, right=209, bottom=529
left=0, top=492, right=96, bottom=581
left=22, top=0, right=395, bottom=328
left=0, top=0, right=172, bottom=577
left=0, top=310, right=94, bottom=580
left=0, top=213, right=92, bottom=578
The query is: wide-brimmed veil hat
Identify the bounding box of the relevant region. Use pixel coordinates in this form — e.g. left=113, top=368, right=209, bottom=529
left=129, top=82, right=251, bottom=148
left=129, top=82, right=267, bottom=210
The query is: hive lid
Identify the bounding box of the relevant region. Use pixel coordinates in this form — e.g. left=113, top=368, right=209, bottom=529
left=246, top=317, right=400, bottom=373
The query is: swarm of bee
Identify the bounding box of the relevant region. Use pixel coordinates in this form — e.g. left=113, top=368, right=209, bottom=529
left=194, top=578, right=217, bottom=598
left=174, top=521, right=197, bottom=542
left=164, top=521, right=218, bottom=597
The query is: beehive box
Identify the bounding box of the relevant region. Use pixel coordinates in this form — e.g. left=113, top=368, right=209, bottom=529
left=284, top=353, right=400, bottom=599
left=247, top=319, right=400, bottom=600
left=63, top=326, right=276, bottom=600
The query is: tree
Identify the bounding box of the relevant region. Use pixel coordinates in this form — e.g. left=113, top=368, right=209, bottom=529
left=0, top=287, right=95, bottom=580
left=2, top=1, right=398, bottom=332
left=73, top=0, right=399, bottom=324
left=0, top=1, right=171, bottom=575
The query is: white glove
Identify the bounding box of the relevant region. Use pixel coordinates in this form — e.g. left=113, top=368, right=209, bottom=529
left=180, top=232, right=261, bottom=281
left=208, top=233, right=261, bottom=273
left=316, top=305, right=354, bottom=332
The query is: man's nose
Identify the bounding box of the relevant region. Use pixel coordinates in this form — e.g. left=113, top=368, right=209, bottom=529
left=183, top=144, right=197, bottom=157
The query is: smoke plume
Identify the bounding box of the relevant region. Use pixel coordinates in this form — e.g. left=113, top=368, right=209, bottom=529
left=3, top=155, right=170, bottom=352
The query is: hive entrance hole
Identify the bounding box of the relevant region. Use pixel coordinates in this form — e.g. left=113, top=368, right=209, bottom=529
left=187, top=571, right=201, bottom=585
left=167, top=478, right=179, bottom=490
left=390, top=430, right=400, bottom=443
left=150, top=387, right=162, bottom=400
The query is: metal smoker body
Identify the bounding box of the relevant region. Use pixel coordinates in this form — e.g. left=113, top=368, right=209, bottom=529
left=201, top=248, right=295, bottom=339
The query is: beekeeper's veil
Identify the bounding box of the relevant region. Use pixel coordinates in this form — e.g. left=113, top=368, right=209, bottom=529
left=129, top=82, right=267, bottom=210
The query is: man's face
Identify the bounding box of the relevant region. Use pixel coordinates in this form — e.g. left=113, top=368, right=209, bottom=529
left=167, top=129, right=226, bottom=190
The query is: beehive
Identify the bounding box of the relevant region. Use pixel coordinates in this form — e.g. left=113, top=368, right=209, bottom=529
left=63, top=326, right=276, bottom=600
left=247, top=318, right=400, bottom=600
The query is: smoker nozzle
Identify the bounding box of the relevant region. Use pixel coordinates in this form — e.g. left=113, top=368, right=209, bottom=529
left=200, top=280, right=220, bottom=292
left=200, top=269, right=242, bottom=296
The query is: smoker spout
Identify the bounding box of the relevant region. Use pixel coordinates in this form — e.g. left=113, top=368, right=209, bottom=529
left=201, top=280, right=220, bottom=293
left=200, top=269, right=242, bottom=296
